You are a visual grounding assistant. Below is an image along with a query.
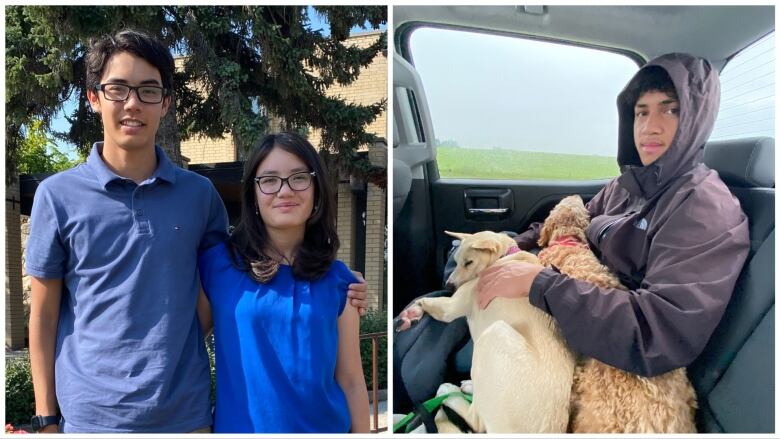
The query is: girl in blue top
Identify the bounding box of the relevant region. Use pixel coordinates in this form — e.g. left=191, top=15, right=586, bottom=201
left=197, top=132, right=370, bottom=433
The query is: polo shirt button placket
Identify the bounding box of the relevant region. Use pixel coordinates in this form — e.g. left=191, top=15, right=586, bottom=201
left=133, top=186, right=151, bottom=235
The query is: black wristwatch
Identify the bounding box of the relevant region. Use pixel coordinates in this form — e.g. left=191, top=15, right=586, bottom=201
left=30, top=415, right=60, bottom=432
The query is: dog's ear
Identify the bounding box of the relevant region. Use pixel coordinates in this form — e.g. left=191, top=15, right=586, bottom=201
left=470, top=238, right=502, bottom=254
left=538, top=222, right=551, bottom=248
left=445, top=231, right=471, bottom=241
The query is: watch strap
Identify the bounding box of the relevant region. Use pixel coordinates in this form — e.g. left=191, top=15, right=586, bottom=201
left=31, top=415, right=60, bottom=432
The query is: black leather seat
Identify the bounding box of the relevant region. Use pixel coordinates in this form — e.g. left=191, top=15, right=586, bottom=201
left=689, top=136, right=775, bottom=433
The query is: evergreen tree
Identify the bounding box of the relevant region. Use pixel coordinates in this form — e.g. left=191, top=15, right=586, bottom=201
left=6, top=6, right=387, bottom=186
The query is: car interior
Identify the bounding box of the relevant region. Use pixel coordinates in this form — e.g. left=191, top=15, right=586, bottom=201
left=392, top=6, right=774, bottom=433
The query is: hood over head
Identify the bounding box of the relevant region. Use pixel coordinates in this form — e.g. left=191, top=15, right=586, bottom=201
left=616, top=53, right=720, bottom=197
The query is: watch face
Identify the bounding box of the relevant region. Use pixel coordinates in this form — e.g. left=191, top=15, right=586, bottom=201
left=31, top=416, right=41, bottom=430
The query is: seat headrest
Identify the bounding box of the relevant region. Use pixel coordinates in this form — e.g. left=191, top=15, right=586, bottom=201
left=703, top=137, right=774, bottom=188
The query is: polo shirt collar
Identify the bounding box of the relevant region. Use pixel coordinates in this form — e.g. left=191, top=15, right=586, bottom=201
left=87, top=142, right=177, bottom=188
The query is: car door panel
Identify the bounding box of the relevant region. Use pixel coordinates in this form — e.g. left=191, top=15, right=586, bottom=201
left=393, top=52, right=441, bottom=314
left=429, top=178, right=608, bottom=282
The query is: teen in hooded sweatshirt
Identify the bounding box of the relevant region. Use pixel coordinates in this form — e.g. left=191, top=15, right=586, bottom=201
left=477, top=53, right=750, bottom=377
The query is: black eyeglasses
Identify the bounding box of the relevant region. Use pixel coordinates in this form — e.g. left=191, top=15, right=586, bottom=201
left=95, top=83, right=167, bottom=104
left=254, top=171, right=316, bottom=194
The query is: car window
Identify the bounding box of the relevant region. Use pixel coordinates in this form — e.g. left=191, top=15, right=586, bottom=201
left=409, top=27, right=638, bottom=180
left=710, top=32, right=775, bottom=141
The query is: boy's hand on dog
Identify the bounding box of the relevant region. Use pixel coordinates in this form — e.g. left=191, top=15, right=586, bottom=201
left=348, top=271, right=368, bottom=316
left=477, top=261, right=545, bottom=309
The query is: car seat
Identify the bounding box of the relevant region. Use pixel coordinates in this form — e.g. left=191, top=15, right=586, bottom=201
left=688, top=136, right=775, bottom=433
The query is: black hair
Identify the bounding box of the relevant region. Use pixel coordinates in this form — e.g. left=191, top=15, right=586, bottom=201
left=227, top=132, right=339, bottom=283
left=625, top=65, right=678, bottom=107
left=86, top=29, right=174, bottom=96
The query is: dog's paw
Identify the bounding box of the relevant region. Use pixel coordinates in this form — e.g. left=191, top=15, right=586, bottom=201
left=460, top=380, right=474, bottom=395
left=395, top=303, right=424, bottom=332
left=436, top=382, right=461, bottom=397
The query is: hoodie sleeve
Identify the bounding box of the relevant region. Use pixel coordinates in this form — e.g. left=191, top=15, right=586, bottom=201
left=528, top=180, right=750, bottom=377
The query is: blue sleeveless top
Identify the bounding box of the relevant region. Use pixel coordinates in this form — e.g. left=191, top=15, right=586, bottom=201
left=198, top=242, right=357, bottom=433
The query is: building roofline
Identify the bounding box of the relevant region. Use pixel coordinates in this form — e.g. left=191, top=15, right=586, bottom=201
left=349, top=29, right=385, bottom=37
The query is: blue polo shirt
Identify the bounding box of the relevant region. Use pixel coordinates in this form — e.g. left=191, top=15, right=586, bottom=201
left=25, top=143, right=228, bottom=433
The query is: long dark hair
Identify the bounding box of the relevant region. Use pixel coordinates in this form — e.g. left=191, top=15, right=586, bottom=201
left=228, top=132, right=339, bottom=283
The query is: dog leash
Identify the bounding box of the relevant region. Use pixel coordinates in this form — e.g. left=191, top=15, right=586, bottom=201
left=392, top=391, right=474, bottom=433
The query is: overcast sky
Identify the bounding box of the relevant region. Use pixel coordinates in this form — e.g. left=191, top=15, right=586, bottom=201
left=410, top=27, right=774, bottom=156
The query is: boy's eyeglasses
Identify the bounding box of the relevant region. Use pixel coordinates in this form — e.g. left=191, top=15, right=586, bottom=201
left=95, top=83, right=167, bottom=104
left=254, top=171, right=316, bottom=194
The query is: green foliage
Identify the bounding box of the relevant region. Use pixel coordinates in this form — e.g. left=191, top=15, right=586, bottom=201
left=437, top=147, right=620, bottom=180
left=5, top=357, right=34, bottom=426
left=205, top=333, right=216, bottom=404
left=17, top=119, right=82, bottom=174
left=360, top=308, right=388, bottom=389
left=6, top=6, right=387, bottom=186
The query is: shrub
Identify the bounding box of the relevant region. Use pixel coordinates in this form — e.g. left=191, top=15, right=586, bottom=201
left=5, top=423, right=30, bottom=434
left=6, top=357, right=34, bottom=426
left=205, top=333, right=216, bottom=404
left=360, top=308, right=388, bottom=389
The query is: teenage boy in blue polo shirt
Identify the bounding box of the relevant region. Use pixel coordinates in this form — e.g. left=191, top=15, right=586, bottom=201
left=26, top=30, right=368, bottom=433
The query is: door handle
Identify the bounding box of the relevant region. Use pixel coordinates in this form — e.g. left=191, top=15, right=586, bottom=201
left=468, top=208, right=509, bottom=215
left=463, top=188, right=513, bottom=220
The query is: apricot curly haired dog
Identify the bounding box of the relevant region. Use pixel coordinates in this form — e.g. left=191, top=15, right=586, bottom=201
left=537, top=195, right=697, bottom=433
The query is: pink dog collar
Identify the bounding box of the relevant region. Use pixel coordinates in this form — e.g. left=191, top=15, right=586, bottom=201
left=548, top=235, right=588, bottom=248
left=505, top=245, right=521, bottom=256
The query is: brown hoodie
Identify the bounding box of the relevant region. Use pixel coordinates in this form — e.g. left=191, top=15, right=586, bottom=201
left=519, top=53, right=750, bottom=377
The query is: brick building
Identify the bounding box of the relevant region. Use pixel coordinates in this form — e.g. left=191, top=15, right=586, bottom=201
left=6, top=180, right=26, bottom=349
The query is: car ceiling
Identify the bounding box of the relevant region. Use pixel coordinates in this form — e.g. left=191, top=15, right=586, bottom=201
left=394, top=5, right=775, bottom=70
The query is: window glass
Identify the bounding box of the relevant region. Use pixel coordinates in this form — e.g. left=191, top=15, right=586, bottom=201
left=711, top=32, right=774, bottom=141
left=409, top=27, right=638, bottom=180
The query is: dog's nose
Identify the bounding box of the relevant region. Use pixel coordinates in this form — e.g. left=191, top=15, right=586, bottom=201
left=444, top=282, right=457, bottom=293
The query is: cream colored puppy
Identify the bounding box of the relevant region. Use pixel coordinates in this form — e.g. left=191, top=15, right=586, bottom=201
left=400, top=231, right=575, bottom=433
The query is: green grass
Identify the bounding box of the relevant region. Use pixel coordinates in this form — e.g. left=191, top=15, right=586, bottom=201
left=437, top=147, right=619, bottom=180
